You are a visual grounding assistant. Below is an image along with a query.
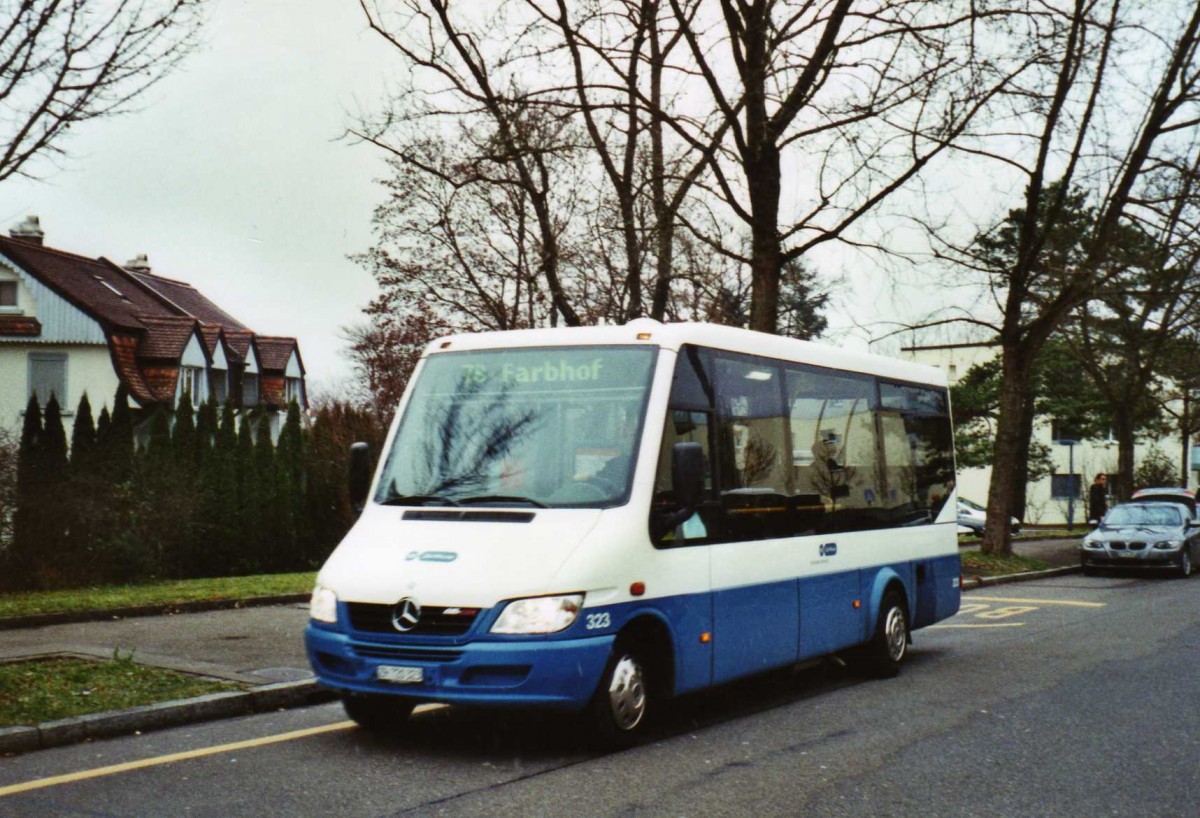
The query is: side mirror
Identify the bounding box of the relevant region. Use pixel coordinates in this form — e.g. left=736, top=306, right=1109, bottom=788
left=348, top=442, right=371, bottom=513
left=672, top=441, right=705, bottom=509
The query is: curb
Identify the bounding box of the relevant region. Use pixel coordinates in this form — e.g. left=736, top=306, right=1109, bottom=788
left=0, top=594, right=310, bottom=631
left=0, top=679, right=338, bottom=756
left=962, top=564, right=1080, bottom=589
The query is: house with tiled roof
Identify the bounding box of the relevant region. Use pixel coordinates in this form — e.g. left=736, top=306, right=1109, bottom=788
left=0, top=216, right=306, bottom=434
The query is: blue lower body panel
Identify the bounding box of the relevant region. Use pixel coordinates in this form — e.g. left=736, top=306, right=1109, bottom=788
left=305, top=625, right=614, bottom=710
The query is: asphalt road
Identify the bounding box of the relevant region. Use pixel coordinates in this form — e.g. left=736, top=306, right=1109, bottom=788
left=1, top=570, right=1198, bottom=817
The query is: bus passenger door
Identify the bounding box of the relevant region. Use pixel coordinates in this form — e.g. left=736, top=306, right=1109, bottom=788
left=710, top=543, right=801, bottom=683
left=709, top=355, right=801, bottom=683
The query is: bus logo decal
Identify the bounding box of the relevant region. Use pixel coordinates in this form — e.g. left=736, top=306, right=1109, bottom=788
left=819, top=543, right=838, bottom=557
left=391, top=598, right=422, bottom=632
left=419, top=551, right=458, bottom=563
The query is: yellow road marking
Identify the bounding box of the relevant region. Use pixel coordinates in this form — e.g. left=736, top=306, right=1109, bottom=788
left=970, top=595, right=1106, bottom=608
left=928, top=623, right=1026, bottom=629
left=0, top=721, right=355, bottom=799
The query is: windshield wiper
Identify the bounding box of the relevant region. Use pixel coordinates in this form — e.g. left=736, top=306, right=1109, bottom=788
left=379, top=494, right=462, bottom=507
left=458, top=494, right=548, bottom=508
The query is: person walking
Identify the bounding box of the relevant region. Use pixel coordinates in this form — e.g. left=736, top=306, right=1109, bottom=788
left=1088, top=474, right=1108, bottom=523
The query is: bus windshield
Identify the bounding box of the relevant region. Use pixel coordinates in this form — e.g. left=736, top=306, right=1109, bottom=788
left=374, top=345, right=658, bottom=508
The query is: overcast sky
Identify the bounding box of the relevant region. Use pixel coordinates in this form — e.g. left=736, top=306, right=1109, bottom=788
left=0, top=1, right=404, bottom=393
left=0, top=0, right=981, bottom=395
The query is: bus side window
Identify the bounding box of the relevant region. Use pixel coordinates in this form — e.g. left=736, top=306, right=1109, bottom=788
left=714, top=356, right=791, bottom=540
left=878, top=383, right=955, bottom=523
left=787, top=368, right=879, bottom=533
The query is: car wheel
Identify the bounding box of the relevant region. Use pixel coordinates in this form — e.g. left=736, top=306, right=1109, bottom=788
left=861, top=590, right=908, bottom=678
left=590, top=640, right=651, bottom=749
left=1178, top=549, right=1194, bottom=579
left=342, top=694, right=416, bottom=733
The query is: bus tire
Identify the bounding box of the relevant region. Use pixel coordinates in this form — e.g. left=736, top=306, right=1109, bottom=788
left=862, top=590, right=908, bottom=678
left=589, top=639, right=650, bottom=749
left=342, top=694, right=416, bottom=733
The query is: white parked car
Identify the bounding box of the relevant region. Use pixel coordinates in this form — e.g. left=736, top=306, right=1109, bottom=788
left=957, top=497, right=1021, bottom=536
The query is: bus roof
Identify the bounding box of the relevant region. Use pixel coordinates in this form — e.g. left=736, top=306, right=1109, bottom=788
left=425, top=320, right=946, bottom=388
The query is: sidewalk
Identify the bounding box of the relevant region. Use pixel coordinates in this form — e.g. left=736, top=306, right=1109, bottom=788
left=0, top=601, right=335, bottom=755
left=1, top=535, right=1082, bottom=755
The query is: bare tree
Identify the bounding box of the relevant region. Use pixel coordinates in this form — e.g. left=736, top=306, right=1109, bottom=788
left=1065, top=155, right=1200, bottom=500
left=0, top=0, right=206, bottom=183
left=356, top=0, right=588, bottom=327
left=924, top=0, right=1200, bottom=555
left=664, top=0, right=1024, bottom=333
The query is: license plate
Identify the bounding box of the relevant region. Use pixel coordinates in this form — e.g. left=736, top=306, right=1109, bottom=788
left=1118, top=551, right=1136, bottom=558
left=377, top=665, right=423, bottom=684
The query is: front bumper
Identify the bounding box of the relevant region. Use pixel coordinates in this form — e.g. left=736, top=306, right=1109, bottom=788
left=1080, top=548, right=1184, bottom=570
left=305, top=623, right=614, bottom=710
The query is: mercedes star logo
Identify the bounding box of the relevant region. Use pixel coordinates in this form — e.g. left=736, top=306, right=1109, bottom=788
left=391, top=597, right=422, bottom=633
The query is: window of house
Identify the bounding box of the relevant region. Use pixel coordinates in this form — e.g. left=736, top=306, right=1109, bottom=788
left=243, top=373, right=259, bottom=407
left=0, top=280, right=17, bottom=310
left=1051, top=473, right=1083, bottom=499
left=179, top=366, right=205, bottom=402
left=28, top=353, right=66, bottom=406
left=285, top=376, right=303, bottom=405
left=212, top=370, right=228, bottom=405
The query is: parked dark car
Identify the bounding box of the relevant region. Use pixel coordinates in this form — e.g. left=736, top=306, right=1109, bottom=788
left=1080, top=500, right=1200, bottom=577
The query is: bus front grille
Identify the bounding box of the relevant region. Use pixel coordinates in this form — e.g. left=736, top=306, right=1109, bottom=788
left=346, top=602, right=480, bottom=636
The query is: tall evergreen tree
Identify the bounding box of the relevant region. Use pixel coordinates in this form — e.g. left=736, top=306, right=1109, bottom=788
left=173, top=392, right=197, bottom=470
left=106, top=384, right=134, bottom=483
left=275, top=401, right=305, bottom=568
left=69, top=393, right=97, bottom=475
left=9, top=396, right=43, bottom=589
left=235, top=411, right=258, bottom=572
left=252, top=414, right=278, bottom=571
left=66, top=393, right=100, bottom=580
left=37, top=395, right=70, bottom=585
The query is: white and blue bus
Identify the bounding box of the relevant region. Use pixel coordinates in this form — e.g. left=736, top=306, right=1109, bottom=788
left=305, top=321, right=960, bottom=744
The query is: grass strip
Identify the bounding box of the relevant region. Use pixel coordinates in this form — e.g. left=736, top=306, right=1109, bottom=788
left=960, top=549, right=1052, bottom=576
left=0, top=654, right=241, bottom=727
left=0, top=572, right=316, bottom=619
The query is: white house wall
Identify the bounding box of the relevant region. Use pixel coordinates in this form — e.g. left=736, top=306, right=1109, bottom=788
left=0, top=343, right=120, bottom=434
left=284, top=350, right=301, bottom=378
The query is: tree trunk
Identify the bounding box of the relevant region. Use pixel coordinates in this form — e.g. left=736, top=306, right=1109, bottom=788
left=1114, top=408, right=1135, bottom=501
left=981, top=347, right=1032, bottom=556
left=747, top=144, right=782, bottom=333
left=1010, top=396, right=1037, bottom=522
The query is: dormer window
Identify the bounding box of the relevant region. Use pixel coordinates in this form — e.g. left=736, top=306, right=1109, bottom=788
left=179, top=365, right=206, bottom=403
left=0, top=280, right=17, bottom=311
left=285, top=376, right=303, bottom=406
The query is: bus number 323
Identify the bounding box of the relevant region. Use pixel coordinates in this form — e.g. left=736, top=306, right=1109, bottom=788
left=586, top=612, right=611, bottom=630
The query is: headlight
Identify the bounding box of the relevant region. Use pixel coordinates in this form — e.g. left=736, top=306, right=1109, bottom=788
left=310, top=585, right=338, bottom=623
left=1083, top=538, right=1101, bottom=549
left=1154, top=540, right=1184, bottom=550
left=490, top=594, right=583, bottom=634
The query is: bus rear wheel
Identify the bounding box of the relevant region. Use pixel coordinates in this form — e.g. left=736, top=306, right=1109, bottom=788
left=342, top=694, right=416, bottom=733
left=861, top=591, right=908, bottom=678
left=589, top=641, right=650, bottom=749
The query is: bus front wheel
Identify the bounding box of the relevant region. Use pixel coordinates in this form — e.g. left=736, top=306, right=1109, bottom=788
left=861, top=590, right=908, bottom=678
left=589, top=640, right=650, bottom=748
